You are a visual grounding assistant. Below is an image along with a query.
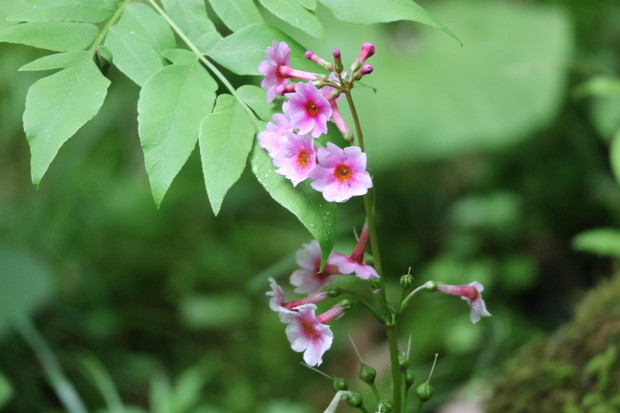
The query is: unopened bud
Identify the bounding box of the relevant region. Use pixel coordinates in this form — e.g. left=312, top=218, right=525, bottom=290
left=345, top=391, right=363, bottom=407
left=378, top=400, right=392, bottom=412
left=305, top=50, right=334, bottom=71
left=359, top=363, right=376, bottom=384
left=332, top=49, right=343, bottom=73
left=400, top=273, right=414, bottom=290
left=332, top=377, right=348, bottom=391
left=340, top=299, right=353, bottom=310
left=416, top=381, right=433, bottom=402
left=326, top=287, right=342, bottom=297
left=369, top=278, right=382, bottom=291
left=405, top=369, right=416, bottom=389
left=398, top=351, right=409, bottom=370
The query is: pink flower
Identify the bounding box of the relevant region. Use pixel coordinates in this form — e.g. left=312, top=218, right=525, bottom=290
left=257, top=113, right=291, bottom=158
left=273, top=131, right=317, bottom=186
left=328, top=223, right=379, bottom=280
left=280, top=303, right=344, bottom=366
left=267, top=277, right=329, bottom=313
left=436, top=281, right=492, bottom=324
left=258, top=41, right=317, bottom=102
left=290, top=240, right=341, bottom=294
left=309, top=143, right=372, bottom=203
left=283, top=82, right=332, bottom=138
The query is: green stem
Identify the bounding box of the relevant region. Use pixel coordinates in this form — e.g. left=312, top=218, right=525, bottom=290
left=339, top=288, right=383, bottom=322
left=15, top=315, right=87, bottom=413
left=400, top=281, right=435, bottom=313
left=369, top=382, right=382, bottom=405
left=88, top=0, right=131, bottom=56
left=345, top=89, right=402, bottom=412
left=145, top=0, right=261, bottom=130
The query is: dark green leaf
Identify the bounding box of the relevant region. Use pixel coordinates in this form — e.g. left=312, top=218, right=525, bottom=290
left=573, top=228, right=620, bottom=258
left=18, top=50, right=89, bottom=71
left=8, top=0, right=117, bottom=24
left=199, top=94, right=255, bottom=215
left=208, top=0, right=263, bottom=31
left=24, top=58, right=110, bottom=184
left=610, top=131, right=620, bottom=184
left=0, top=21, right=99, bottom=51
left=251, top=141, right=336, bottom=263
left=138, top=63, right=217, bottom=206
left=319, top=0, right=458, bottom=43
left=0, top=244, right=54, bottom=338
left=258, top=0, right=323, bottom=39
left=160, top=0, right=215, bottom=44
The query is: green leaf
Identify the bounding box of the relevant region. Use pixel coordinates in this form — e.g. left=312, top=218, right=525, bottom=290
left=0, top=244, right=54, bottom=338
left=8, top=0, right=117, bottom=24
left=199, top=94, right=255, bottom=215
left=610, top=130, right=620, bottom=184
left=161, top=48, right=197, bottom=65
left=24, top=58, right=110, bottom=184
left=105, top=25, right=164, bottom=86
left=104, top=3, right=176, bottom=86
left=296, top=0, right=317, bottom=11
left=0, top=0, right=25, bottom=30
left=319, top=0, right=458, bottom=43
left=573, top=75, right=620, bottom=99
left=236, top=84, right=274, bottom=121
left=180, top=294, right=251, bottom=329
left=573, top=228, right=620, bottom=258
left=251, top=141, right=336, bottom=263
left=258, top=0, right=323, bottom=39
left=160, top=0, right=215, bottom=44
left=208, top=0, right=263, bottom=31
left=18, top=50, right=89, bottom=71
left=0, top=372, right=13, bottom=409
left=138, top=63, right=217, bottom=206
left=0, top=21, right=99, bottom=51
left=207, top=24, right=313, bottom=75
left=115, top=3, right=176, bottom=51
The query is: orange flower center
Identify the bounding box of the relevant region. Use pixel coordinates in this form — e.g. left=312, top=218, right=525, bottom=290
left=297, top=149, right=310, bottom=168
left=334, top=164, right=352, bottom=182
left=305, top=101, right=319, bottom=116
left=301, top=319, right=318, bottom=338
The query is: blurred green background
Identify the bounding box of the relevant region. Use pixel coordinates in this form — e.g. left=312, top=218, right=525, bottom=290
left=2, top=0, right=620, bottom=412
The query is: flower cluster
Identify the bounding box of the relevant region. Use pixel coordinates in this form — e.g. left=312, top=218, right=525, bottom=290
left=258, top=41, right=376, bottom=203
left=267, top=224, right=379, bottom=366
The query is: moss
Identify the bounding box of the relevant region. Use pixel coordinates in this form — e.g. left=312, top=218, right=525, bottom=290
left=486, top=273, right=620, bottom=412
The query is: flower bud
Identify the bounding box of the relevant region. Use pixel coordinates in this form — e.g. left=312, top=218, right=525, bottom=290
left=345, top=391, right=363, bottom=407
left=405, top=369, right=416, bottom=389
left=378, top=400, right=392, bottom=412
left=398, top=351, right=409, bottom=370
left=416, top=381, right=433, bottom=402
left=332, top=49, right=343, bottom=73
left=326, top=287, right=342, bottom=297
left=333, top=377, right=348, bottom=391
left=340, top=299, right=353, bottom=310
left=400, top=273, right=414, bottom=290
left=369, top=278, right=382, bottom=291
left=359, top=363, right=376, bottom=384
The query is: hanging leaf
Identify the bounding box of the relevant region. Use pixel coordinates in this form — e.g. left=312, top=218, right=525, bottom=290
left=0, top=21, right=99, bottom=51
left=18, top=50, right=88, bottom=71
left=251, top=141, right=336, bottom=263
left=573, top=228, right=620, bottom=259
left=7, top=0, right=117, bottom=24
left=258, top=0, right=324, bottom=39
left=24, top=57, right=110, bottom=184
left=138, top=63, right=217, bottom=206
left=208, top=0, right=263, bottom=32
left=199, top=94, right=255, bottom=215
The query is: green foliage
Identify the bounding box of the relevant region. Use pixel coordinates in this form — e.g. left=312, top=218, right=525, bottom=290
left=258, top=0, right=324, bottom=39
left=7, top=0, right=117, bottom=24
left=18, top=50, right=89, bottom=71
left=199, top=94, right=255, bottom=215
left=160, top=0, right=215, bottom=43
left=137, top=63, right=217, bottom=206
left=0, top=21, right=99, bottom=51
left=0, top=372, right=12, bottom=409
left=572, top=228, right=620, bottom=258
left=208, top=0, right=263, bottom=32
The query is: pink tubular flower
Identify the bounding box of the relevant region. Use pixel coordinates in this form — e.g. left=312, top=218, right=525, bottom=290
left=283, top=82, right=332, bottom=138
left=290, top=240, right=341, bottom=294
left=328, top=224, right=379, bottom=280
left=267, top=277, right=329, bottom=313
left=257, top=113, right=291, bottom=158
left=259, top=41, right=317, bottom=102
left=309, top=142, right=372, bottom=203
left=436, top=281, right=492, bottom=324
left=273, top=131, right=317, bottom=186
left=280, top=303, right=344, bottom=366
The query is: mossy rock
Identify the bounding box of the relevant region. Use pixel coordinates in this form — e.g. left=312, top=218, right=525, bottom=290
left=486, top=273, right=620, bottom=412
